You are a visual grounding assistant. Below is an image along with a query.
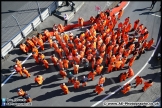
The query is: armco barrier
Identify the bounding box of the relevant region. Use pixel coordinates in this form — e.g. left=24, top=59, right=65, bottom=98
left=1, top=42, right=14, bottom=59
left=11, top=33, right=24, bottom=47
left=41, top=9, right=50, bottom=21
left=22, top=24, right=33, bottom=37
left=1, top=1, right=57, bottom=59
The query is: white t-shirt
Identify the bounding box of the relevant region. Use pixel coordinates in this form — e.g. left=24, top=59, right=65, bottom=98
left=64, top=14, right=69, bottom=20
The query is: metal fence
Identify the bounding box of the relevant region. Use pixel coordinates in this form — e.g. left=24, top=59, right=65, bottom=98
left=1, top=1, right=59, bottom=59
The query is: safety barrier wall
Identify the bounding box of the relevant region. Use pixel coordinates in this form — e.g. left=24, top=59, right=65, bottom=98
left=1, top=1, right=57, bottom=59
left=11, top=33, right=24, bottom=47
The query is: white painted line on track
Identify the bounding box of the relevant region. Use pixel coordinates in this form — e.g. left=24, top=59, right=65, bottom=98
left=110, top=78, right=116, bottom=84
left=91, top=36, right=161, bottom=107
left=151, top=14, right=161, bottom=18
left=115, top=1, right=130, bottom=16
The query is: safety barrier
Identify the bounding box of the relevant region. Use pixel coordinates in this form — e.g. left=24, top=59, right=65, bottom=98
left=1, top=1, right=58, bottom=59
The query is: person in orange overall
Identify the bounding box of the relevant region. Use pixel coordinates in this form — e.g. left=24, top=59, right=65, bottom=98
left=123, top=17, right=130, bottom=26
left=35, top=75, right=44, bottom=85
left=117, top=8, right=124, bottom=20
left=121, top=83, right=131, bottom=94
left=113, top=44, right=119, bottom=55
left=48, top=37, right=53, bottom=48
left=73, top=62, right=79, bottom=74
left=92, top=48, right=97, bottom=58
left=68, top=40, right=74, bottom=51
left=143, top=31, right=149, bottom=41
left=100, top=43, right=106, bottom=52
left=73, top=53, right=81, bottom=64
left=118, top=22, right=123, bottom=30
left=53, top=40, right=59, bottom=51
left=39, top=53, right=45, bottom=62
left=135, top=24, right=144, bottom=35
left=110, top=55, right=116, bottom=64
left=80, top=50, right=85, bottom=61
left=63, top=33, right=69, bottom=44
left=76, top=41, right=82, bottom=51
left=91, top=58, right=96, bottom=70
left=133, top=19, right=140, bottom=31
left=22, top=67, right=31, bottom=78
left=96, top=65, right=103, bottom=75
left=142, top=80, right=153, bottom=92
left=62, top=57, right=69, bottom=70
left=58, top=24, right=64, bottom=33
left=57, top=59, right=64, bottom=70
left=134, top=76, right=144, bottom=88
left=15, top=65, right=23, bottom=77
left=51, top=54, right=58, bottom=66
left=127, top=66, right=134, bottom=78
left=80, top=76, right=88, bottom=87
left=31, top=36, right=38, bottom=46
left=44, top=29, right=51, bottom=39
left=121, top=56, right=128, bottom=69
left=59, top=68, right=67, bottom=79
left=68, top=52, right=74, bottom=66
left=138, top=35, right=144, bottom=43
left=107, top=62, right=115, bottom=73
left=78, top=17, right=84, bottom=28
left=107, top=43, right=114, bottom=54
left=17, top=88, right=25, bottom=97
left=42, top=59, right=49, bottom=69
left=129, top=42, right=135, bottom=52
left=88, top=70, right=97, bottom=81
left=123, top=48, right=131, bottom=58
left=68, top=31, right=74, bottom=41
left=98, top=75, right=105, bottom=85
left=56, top=47, right=63, bottom=58
left=141, top=27, right=148, bottom=35
left=63, top=46, right=69, bottom=56
left=129, top=55, right=137, bottom=67
left=32, top=52, right=39, bottom=63
left=32, top=46, right=38, bottom=55
left=147, top=38, right=154, bottom=50
left=86, top=47, right=92, bottom=55
left=120, top=72, right=128, bottom=82
left=60, top=40, right=66, bottom=51
left=60, top=83, right=69, bottom=94
left=114, top=58, right=123, bottom=71
left=87, top=52, right=93, bottom=62
left=80, top=33, right=85, bottom=41
left=118, top=46, right=125, bottom=55
left=125, top=23, right=132, bottom=33
left=73, top=77, right=80, bottom=89
left=104, top=35, right=111, bottom=46
left=74, top=36, right=80, bottom=45
left=26, top=38, right=35, bottom=48
left=20, top=43, right=28, bottom=54
left=96, top=56, right=103, bottom=65
left=16, top=59, right=22, bottom=68
left=100, top=50, right=105, bottom=58
left=90, top=16, right=95, bottom=23
left=142, top=40, right=148, bottom=49
left=93, top=84, right=104, bottom=95
left=37, top=37, right=44, bottom=50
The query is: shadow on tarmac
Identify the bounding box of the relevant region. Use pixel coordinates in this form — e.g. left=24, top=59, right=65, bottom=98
left=9, top=82, right=40, bottom=93
left=139, top=11, right=159, bottom=15
left=41, top=74, right=63, bottom=86
left=66, top=91, right=97, bottom=102
left=32, top=89, right=64, bottom=101
left=5, top=75, right=25, bottom=84
left=41, top=82, right=61, bottom=89
left=133, top=7, right=151, bottom=12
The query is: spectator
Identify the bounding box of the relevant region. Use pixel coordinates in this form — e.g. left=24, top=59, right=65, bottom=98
left=64, top=14, right=69, bottom=26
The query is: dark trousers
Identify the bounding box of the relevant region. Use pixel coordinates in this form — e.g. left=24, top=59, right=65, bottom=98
left=150, top=1, right=157, bottom=9
left=64, top=20, right=68, bottom=26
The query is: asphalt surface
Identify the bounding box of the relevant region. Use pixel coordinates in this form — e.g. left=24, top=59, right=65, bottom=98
left=1, top=1, right=28, bottom=20
left=1, top=1, right=161, bottom=107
